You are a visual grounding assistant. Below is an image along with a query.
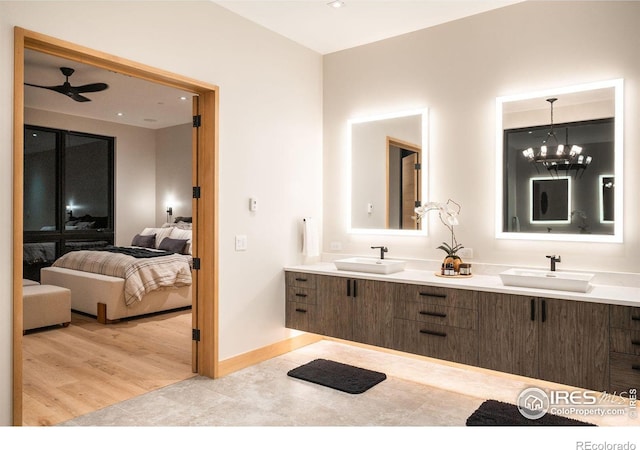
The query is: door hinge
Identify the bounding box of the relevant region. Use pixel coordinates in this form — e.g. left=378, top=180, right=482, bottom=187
left=415, top=163, right=421, bottom=170
left=193, top=186, right=201, bottom=199
left=415, top=200, right=422, bottom=207
left=192, top=257, right=201, bottom=270
left=192, top=328, right=201, bottom=342
left=193, top=115, right=202, bottom=127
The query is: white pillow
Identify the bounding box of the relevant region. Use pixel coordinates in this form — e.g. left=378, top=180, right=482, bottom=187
left=169, top=228, right=192, bottom=254
left=140, top=227, right=173, bottom=249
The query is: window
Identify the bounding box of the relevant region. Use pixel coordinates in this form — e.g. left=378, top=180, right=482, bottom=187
left=23, top=125, right=114, bottom=281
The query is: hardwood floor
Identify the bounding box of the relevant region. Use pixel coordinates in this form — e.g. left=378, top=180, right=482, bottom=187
left=22, top=309, right=194, bottom=426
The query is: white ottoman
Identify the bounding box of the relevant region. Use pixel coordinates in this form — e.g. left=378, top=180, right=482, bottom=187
left=23, top=284, right=71, bottom=332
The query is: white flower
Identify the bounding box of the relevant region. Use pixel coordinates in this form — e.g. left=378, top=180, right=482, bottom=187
left=414, top=199, right=462, bottom=249
left=415, top=199, right=461, bottom=226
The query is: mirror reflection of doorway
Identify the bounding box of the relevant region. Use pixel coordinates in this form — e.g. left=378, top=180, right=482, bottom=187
left=387, top=137, right=421, bottom=230
left=600, top=175, right=614, bottom=223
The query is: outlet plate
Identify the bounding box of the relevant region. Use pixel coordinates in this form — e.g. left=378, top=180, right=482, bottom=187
left=458, top=247, right=473, bottom=259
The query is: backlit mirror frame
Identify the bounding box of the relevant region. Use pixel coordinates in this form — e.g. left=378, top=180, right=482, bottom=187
left=347, top=108, right=429, bottom=236
left=495, top=79, right=623, bottom=243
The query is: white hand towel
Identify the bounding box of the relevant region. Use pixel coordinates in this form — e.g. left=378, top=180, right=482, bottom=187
left=302, top=217, right=320, bottom=257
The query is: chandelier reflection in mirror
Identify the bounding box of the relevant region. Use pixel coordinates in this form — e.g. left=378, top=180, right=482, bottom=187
left=521, top=98, right=593, bottom=178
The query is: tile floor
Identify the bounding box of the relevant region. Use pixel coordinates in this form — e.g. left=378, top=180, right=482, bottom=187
left=32, top=340, right=638, bottom=448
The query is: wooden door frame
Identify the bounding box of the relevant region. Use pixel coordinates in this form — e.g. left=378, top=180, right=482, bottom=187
left=385, top=136, right=421, bottom=229
left=12, top=27, right=219, bottom=425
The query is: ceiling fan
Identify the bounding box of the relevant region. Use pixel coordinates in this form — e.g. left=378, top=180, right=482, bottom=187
left=25, top=67, right=109, bottom=102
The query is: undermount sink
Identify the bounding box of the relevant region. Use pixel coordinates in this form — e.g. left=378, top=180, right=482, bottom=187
left=334, top=257, right=406, bottom=275
left=499, top=268, right=594, bottom=293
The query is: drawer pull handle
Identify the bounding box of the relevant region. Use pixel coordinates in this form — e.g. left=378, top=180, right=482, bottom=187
left=632, top=316, right=640, bottom=321
left=295, top=293, right=308, bottom=298
left=531, top=299, right=535, bottom=321
left=419, top=292, right=447, bottom=299
left=419, top=311, right=447, bottom=318
left=632, top=365, right=640, bottom=372
left=295, top=277, right=308, bottom=282
left=295, top=308, right=307, bottom=313
left=631, top=340, right=640, bottom=346
left=419, top=329, right=447, bottom=338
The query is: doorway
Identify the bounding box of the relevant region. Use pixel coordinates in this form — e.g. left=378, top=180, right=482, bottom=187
left=13, top=27, right=219, bottom=425
left=386, top=137, right=421, bottom=230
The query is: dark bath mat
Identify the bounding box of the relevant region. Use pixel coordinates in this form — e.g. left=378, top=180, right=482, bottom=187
left=466, top=400, right=596, bottom=426
left=287, top=358, right=386, bottom=394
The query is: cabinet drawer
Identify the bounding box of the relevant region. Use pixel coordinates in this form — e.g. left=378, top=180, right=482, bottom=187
left=610, top=305, right=640, bottom=330
left=286, top=286, right=316, bottom=305
left=393, top=318, right=478, bottom=366
left=610, top=352, right=640, bottom=394
left=395, top=284, right=476, bottom=309
left=285, top=301, right=316, bottom=332
left=285, top=271, right=317, bottom=289
left=394, top=301, right=476, bottom=330
left=610, top=328, right=640, bottom=356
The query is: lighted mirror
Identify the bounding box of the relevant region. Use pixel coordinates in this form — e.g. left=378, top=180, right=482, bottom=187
left=496, top=79, right=623, bottom=242
left=348, top=108, right=428, bottom=235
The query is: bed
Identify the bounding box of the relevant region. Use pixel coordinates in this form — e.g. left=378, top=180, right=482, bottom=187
left=40, top=224, right=193, bottom=324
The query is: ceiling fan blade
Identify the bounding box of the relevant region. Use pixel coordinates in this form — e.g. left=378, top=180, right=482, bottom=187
left=68, top=93, right=92, bottom=102
left=24, top=82, right=64, bottom=91
left=73, top=82, right=109, bottom=94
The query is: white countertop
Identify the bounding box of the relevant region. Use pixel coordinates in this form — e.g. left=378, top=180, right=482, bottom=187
left=285, top=263, right=640, bottom=308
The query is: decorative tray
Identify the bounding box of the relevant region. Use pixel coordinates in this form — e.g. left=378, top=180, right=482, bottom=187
left=434, top=273, right=473, bottom=278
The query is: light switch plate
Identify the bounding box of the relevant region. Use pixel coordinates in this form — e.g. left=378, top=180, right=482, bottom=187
left=235, top=235, right=247, bottom=251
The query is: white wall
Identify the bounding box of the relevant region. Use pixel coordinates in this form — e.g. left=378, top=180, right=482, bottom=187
left=25, top=108, right=157, bottom=245
left=0, top=0, right=322, bottom=425
left=155, top=123, right=192, bottom=226
left=323, top=1, right=640, bottom=272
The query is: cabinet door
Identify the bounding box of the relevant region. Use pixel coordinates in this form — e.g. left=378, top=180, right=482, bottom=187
left=538, top=297, right=609, bottom=391
left=478, top=292, right=538, bottom=379
left=351, top=279, right=394, bottom=348
left=314, top=275, right=353, bottom=339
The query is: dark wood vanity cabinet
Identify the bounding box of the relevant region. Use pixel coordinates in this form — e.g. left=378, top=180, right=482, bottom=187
left=609, top=304, right=640, bottom=394
left=285, top=272, right=318, bottom=332
left=391, top=284, right=478, bottom=366
left=285, top=270, right=619, bottom=393
left=285, top=272, right=394, bottom=348
left=478, top=292, right=609, bottom=391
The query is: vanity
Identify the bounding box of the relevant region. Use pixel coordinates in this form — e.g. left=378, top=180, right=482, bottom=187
left=304, top=77, right=633, bottom=393
left=284, top=263, right=640, bottom=394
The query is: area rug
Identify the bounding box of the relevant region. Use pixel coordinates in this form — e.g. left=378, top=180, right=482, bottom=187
left=287, top=358, right=387, bottom=394
left=466, top=400, right=596, bottom=426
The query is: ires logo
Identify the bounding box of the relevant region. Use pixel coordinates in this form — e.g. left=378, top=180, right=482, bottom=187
left=548, top=390, right=598, bottom=405
left=517, top=387, right=635, bottom=420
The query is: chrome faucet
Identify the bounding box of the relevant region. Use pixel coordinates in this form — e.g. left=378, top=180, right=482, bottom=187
left=371, top=246, right=388, bottom=260
left=546, top=255, right=561, bottom=271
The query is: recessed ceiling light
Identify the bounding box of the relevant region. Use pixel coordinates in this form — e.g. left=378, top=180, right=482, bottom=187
left=327, top=0, right=345, bottom=9
left=179, top=96, right=188, bottom=101
left=116, top=112, right=124, bottom=116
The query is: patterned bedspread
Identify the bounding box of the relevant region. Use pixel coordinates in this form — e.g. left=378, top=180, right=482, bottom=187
left=52, top=249, right=192, bottom=305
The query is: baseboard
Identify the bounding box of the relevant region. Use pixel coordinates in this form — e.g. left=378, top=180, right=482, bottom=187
left=217, top=332, right=322, bottom=377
